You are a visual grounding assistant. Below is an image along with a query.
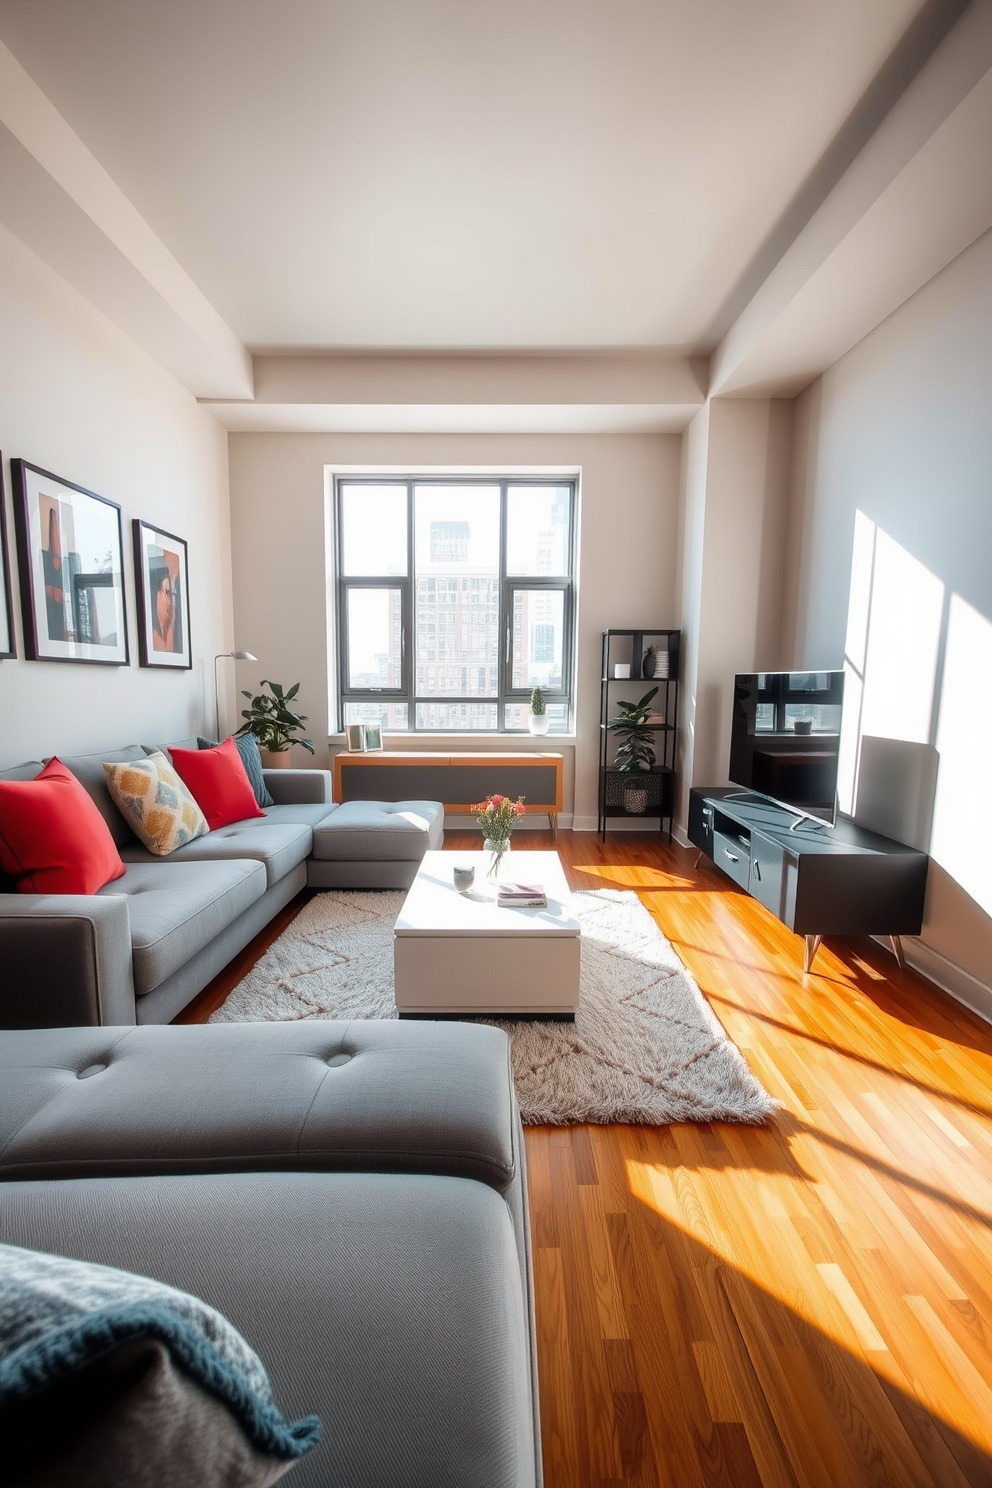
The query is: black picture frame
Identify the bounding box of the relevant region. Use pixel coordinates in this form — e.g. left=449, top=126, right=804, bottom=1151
left=133, top=519, right=192, bottom=670
left=0, top=454, right=15, bottom=659
left=11, top=460, right=129, bottom=666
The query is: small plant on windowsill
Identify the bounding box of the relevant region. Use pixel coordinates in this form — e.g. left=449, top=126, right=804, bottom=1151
left=237, top=680, right=315, bottom=767
left=528, top=685, right=550, bottom=735
left=608, top=687, right=658, bottom=814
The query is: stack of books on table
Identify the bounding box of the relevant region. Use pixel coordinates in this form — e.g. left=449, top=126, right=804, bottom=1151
left=497, top=880, right=547, bottom=909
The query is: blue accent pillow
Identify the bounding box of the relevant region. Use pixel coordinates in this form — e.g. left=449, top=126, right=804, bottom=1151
left=197, top=735, right=274, bottom=808
left=0, top=1242, right=321, bottom=1480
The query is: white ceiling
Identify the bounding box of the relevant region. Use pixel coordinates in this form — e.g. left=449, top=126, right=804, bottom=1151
left=0, top=0, right=925, bottom=353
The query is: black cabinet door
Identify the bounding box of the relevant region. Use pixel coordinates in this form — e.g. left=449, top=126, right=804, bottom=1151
left=688, top=790, right=714, bottom=853
left=748, top=831, right=789, bottom=920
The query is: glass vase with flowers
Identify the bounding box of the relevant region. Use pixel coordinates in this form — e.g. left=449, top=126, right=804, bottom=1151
left=473, top=793, right=526, bottom=878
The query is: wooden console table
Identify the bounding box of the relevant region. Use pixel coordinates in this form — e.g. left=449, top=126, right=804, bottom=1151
left=688, top=787, right=928, bottom=972
left=333, top=752, right=564, bottom=839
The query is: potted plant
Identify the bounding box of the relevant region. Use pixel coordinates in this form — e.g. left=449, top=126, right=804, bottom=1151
left=609, top=687, right=658, bottom=813
left=237, top=680, right=315, bottom=767
left=528, top=685, right=550, bottom=735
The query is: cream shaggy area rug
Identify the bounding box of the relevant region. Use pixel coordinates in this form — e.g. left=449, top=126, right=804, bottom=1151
left=211, top=888, right=776, bottom=1126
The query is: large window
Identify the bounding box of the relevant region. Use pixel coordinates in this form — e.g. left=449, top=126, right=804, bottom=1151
left=335, top=478, right=576, bottom=733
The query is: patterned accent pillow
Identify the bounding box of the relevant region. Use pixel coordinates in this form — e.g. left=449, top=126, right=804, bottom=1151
left=197, top=734, right=274, bottom=808
left=103, top=753, right=209, bottom=855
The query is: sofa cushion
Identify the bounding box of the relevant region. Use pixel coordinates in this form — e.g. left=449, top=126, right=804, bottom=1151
left=260, top=803, right=338, bottom=829
left=170, top=740, right=266, bottom=832
left=0, top=1172, right=537, bottom=1488
left=55, top=746, right=147, bottom=848
left=197, top=735, right=274, bottom=808
left=104, top=753, right=209, bottom=857
left=0, top=1022, right=516, bottom=1190
left=97, top=861, right=266, bottom=996
left=121, top=821, right=312, bottom=889
left=311, top=800, right=443, bottom=862
left=0, top=759, right=126, bottom=895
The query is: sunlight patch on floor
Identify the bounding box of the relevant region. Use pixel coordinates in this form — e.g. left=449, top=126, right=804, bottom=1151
left=626, top=1150, right=992, bottom=1456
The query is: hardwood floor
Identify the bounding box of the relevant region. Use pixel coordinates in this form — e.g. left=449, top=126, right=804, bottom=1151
left=180, top=828, right=992, bottom=1487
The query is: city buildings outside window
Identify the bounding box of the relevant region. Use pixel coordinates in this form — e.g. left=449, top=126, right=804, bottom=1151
left=334, top=479, right=576, bottom=733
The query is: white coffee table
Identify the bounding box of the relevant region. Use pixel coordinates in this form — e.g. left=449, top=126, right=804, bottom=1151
left=394, top=850, right=581, bottom=1018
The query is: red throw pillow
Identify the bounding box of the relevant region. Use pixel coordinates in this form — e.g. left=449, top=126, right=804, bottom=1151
left=0, top=757, right=126, bottom=894
left=170, top=737, right=266, bottom=831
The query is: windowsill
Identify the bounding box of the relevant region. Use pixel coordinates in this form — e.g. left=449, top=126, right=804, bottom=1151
left=327, top=732, right=577, bottom=745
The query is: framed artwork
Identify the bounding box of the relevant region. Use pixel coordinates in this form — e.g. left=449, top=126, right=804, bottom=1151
left=0, top=455, right=15, bottom=659
left=345, top=723, right=365, bottom=752
left=11, top=460, right=128, bottom=665
left=133, top=520, right=191, bottom=669
left=362, top=723, right=383, bottom=752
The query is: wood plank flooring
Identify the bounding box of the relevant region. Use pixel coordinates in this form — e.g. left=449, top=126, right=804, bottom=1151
left=180, top=828, right=992, bottom=1487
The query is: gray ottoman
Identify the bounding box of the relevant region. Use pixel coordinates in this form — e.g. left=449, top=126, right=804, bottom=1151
left=308, top=799, right=444, bottom=888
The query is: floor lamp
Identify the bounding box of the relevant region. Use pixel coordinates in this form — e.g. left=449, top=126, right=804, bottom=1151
left=214, top=650, right=257, bottom=738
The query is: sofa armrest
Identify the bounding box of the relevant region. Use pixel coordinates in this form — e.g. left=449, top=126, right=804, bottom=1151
left=0, top=896, right=136, bottom=1029
left=263, top=768, right=333, bottom=805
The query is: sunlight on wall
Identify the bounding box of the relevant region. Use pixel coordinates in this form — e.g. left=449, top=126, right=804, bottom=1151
left=931, top=595, right=992, bottom=918
left=839, top=513, right=944, bottom=814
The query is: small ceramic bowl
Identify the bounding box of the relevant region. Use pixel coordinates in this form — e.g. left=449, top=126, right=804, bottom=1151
left=453, top=864, right=476, bottom=893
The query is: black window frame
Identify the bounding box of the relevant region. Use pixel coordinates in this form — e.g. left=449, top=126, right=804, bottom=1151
left=334, top=476, right=577, bottom=733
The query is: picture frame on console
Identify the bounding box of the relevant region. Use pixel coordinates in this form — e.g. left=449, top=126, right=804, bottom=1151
left=0, top=455, right=15, bottom=659
left=11, top=460, right=129, bottom=666
left=345, top=723, right=365, bottom=752
left=362, top=723, right=383, bottom=752
left=133, top=519, right=191, bottom=669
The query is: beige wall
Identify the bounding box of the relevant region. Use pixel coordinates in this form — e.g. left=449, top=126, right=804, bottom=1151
left=0, top=226, right=233, bottom=766
left=227, top=431, right=681, bottom=827
left=675, top=396, right=793, bottom=832
left=785, top=227, right=992, bottom=1009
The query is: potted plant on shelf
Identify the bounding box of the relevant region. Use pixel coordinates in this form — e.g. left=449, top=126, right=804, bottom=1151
left=528, top=685, right=550, bottom=735
left=237, top=680, right=315, bottom=767
left=608, top=687, right=658, bottom=814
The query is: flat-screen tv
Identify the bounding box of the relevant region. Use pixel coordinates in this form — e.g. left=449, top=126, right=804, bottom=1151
left=729, top=671, right=845, bottom=825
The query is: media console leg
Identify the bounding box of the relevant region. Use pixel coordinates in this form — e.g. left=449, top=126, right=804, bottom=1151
left=890, top=934, right=906, bottom=971
left=549, top=812, right=558, bottom=843
left=694, top=851, right=705, bottom=870
left=803, top=934, right=823, bottom=974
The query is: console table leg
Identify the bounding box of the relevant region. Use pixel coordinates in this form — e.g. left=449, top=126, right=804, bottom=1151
left=803, top=934, right=823, bottom=973
left=890, top=934, right=906, bottom=971
left=549, top=813, right=558, bottom=843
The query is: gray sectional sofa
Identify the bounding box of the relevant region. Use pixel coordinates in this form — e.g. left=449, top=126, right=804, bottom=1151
left=0, top=1018, right=543, bottom=1486
left=0, top=741, right=444, bottom=1029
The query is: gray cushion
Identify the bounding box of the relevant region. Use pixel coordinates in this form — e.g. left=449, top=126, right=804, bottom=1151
left=261, top=803, right=338, bottom=829
left=53, top=747, right=147, bottom=848
left=0, top=1022, right=516, bottom=1190
left=312, top=800, right=444, bottom=862
left=97, top=861, right=266, bottom=995
left=0, top=761, right=45, bottom=782
left=0, top=1172, right=537, bottom=1488
left=121, top=822, right=312, bottom=889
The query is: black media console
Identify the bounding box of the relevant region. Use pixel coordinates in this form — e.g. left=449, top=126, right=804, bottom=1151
left=688, top=787, right=929, bottom=972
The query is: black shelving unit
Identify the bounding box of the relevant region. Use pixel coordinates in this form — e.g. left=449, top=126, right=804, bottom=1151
left=599, top=629, right=680, bottom=841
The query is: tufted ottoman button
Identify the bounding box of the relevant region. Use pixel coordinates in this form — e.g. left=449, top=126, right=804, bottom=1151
left=325, top=1053, right=351, bottom=1068
left=77, top=1063, right=107, bottom=1079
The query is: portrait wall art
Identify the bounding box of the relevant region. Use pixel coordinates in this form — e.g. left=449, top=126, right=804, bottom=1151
left=11, top=460, right=128, bottom=666
left=0, top=455, right=15, bottom=659
left=133, top=520, right=191, bottom=669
